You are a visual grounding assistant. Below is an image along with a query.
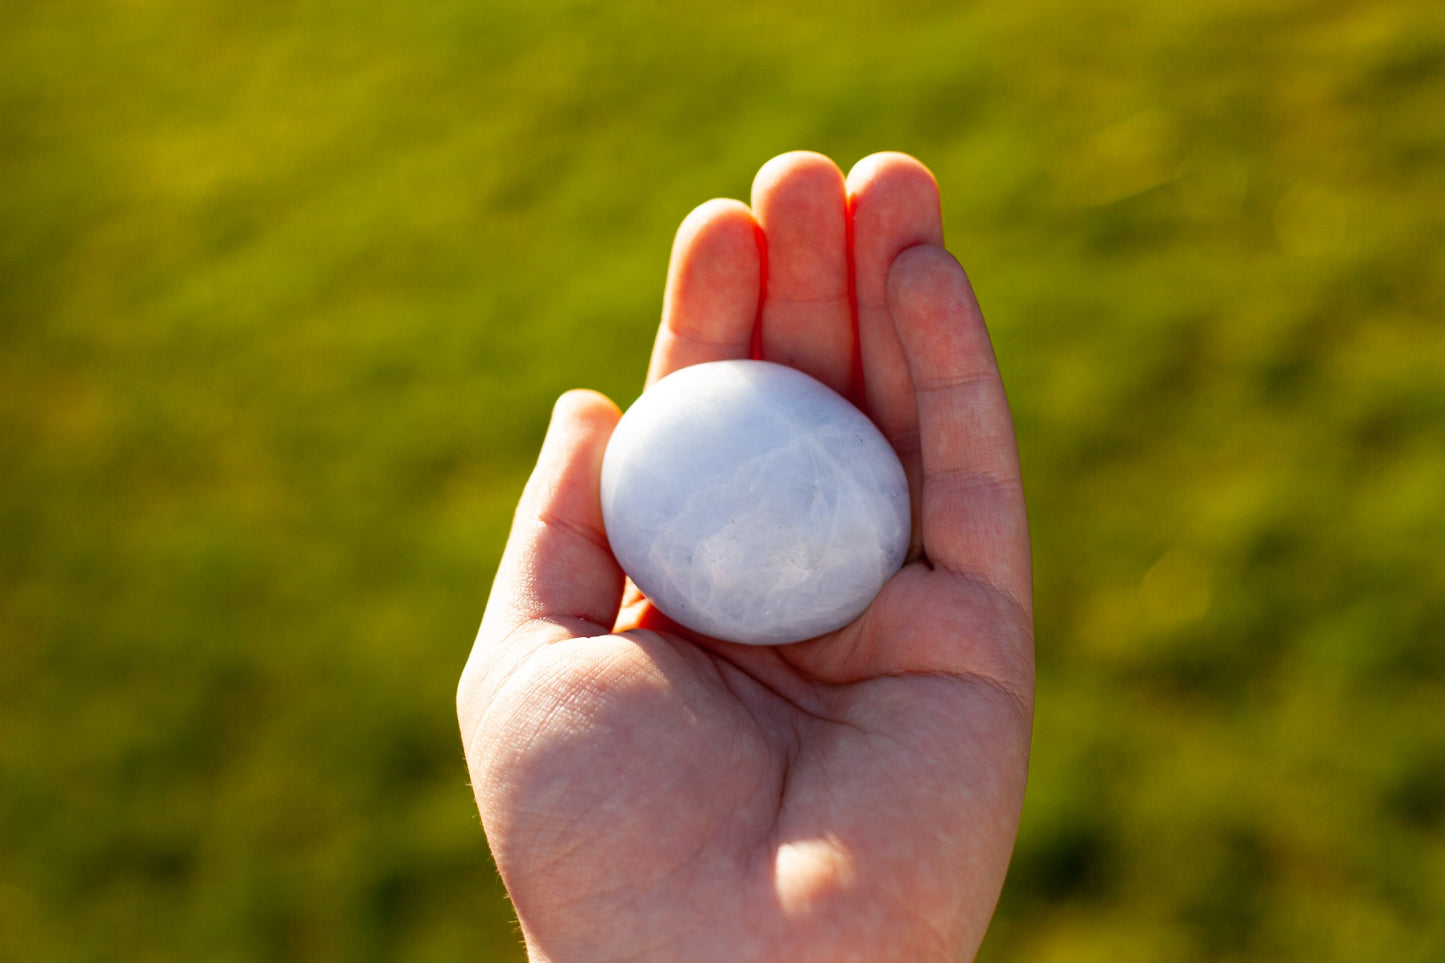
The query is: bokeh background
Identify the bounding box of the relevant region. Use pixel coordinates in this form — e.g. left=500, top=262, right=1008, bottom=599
left=3, top=0, right=1443, bottom=959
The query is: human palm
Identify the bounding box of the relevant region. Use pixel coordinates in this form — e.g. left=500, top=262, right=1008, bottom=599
left=457, top=152, right=1034, bottom=963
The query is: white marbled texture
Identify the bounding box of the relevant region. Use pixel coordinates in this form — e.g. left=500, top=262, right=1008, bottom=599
left=600, top=360, right=910, bottom=645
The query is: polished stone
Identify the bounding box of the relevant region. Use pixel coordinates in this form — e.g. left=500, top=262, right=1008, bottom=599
left=601, top=360, right=910, bottom=645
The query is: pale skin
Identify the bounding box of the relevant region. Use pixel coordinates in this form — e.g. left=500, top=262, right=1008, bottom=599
left=457, top=151, right=1034, bottom=963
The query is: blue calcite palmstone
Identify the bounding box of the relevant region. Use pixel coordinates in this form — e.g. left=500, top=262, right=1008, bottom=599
left=601, top=360, right=910, bottom=645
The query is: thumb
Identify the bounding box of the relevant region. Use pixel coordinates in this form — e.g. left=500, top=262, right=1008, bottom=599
left=458, top=389, right=624, bottom=736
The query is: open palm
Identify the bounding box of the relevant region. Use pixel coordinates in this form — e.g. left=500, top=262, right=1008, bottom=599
left=457, top=152, right=1033, bottom=963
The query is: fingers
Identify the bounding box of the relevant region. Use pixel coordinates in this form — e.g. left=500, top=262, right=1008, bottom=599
left=751, top=152, right=854, bottom=395
left=458, top=390, right=624, bottom=730
left=846, top=152, right=945, bottom=547
left=887, top=245, right=1031, bottom=610
left=646, top=199, right=762, bottom=386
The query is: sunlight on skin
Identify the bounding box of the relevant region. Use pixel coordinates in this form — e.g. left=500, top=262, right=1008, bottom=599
left=774, top=837, right=859, bottom=918
left=459, top=150, right=1033, bottom=963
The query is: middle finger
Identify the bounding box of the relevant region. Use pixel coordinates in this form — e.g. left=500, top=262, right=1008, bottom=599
left=751, top=151, right=855, bottom=395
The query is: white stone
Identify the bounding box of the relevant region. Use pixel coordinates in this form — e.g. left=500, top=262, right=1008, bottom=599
left=601, top=360, right=910, bottom=645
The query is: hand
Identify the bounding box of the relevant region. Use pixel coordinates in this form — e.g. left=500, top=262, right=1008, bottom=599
left=457, top=151, right=1033, bottom=963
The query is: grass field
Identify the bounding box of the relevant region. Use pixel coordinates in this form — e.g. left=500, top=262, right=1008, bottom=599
left=3, top=0, right=1444, bottom=959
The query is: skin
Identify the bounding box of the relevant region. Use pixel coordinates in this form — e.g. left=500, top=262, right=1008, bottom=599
left=457, top=151, right=1034, bottom=963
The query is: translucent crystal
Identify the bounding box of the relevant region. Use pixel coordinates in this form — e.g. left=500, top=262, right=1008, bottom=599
left=601, top=360, right=910, bottom=645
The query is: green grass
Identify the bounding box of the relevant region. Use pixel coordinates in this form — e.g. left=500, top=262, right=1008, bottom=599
left=3, top=0, right=1443, bottom=959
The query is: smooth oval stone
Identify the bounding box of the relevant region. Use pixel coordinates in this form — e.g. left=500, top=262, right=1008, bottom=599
left=601, top=360, right=910, bottom=645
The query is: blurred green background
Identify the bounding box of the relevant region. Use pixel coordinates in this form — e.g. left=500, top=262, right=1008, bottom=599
left=3, top=0, right=1443, bottom=959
